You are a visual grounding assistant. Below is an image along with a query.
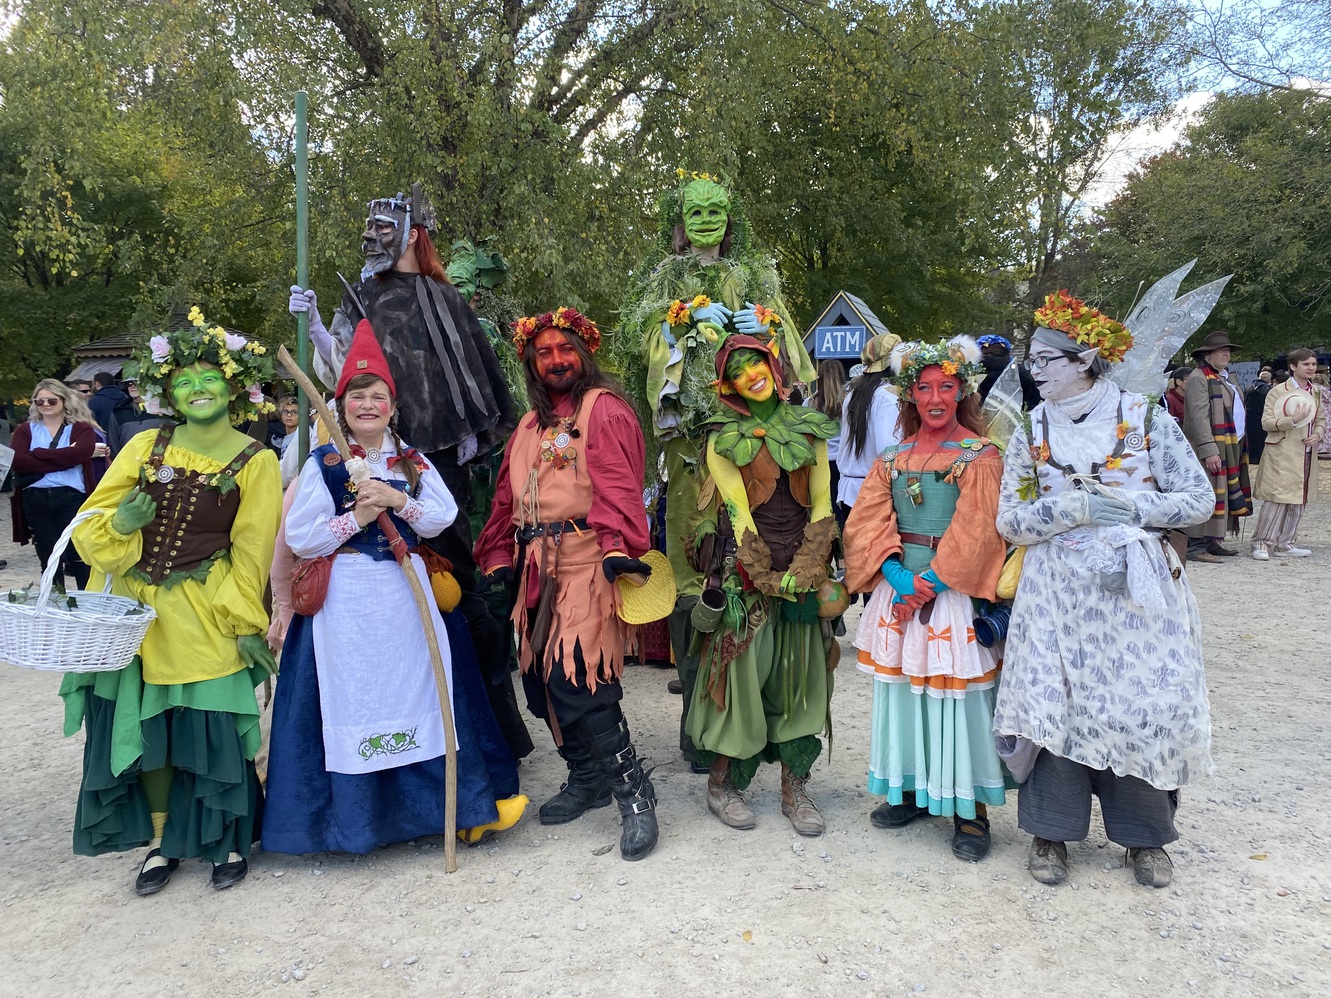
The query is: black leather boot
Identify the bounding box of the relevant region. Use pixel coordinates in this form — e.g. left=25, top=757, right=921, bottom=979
left=537, top=743, right=612, bottom=824
left=586, top=713, right=658, bottom=861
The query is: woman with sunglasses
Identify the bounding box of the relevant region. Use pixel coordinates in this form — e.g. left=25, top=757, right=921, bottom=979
left=9, top=379, right=108, bottom=589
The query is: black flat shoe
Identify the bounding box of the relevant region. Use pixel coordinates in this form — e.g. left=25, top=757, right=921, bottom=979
left=134, top=848, right=179, bottom=896
left=951, top=814, right=992, bottom=862
left=869, top=802, right=931, bottom=829
left=211, top=856, right=249, bottom=890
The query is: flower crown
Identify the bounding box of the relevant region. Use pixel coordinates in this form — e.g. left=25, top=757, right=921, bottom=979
left=511, top=306, right=602, bottom=353
left=888, top=336, right=985, bottom=395
left=1033, top=290, right=1133, bottom=364
left=125, top=306, right=275, bottom=424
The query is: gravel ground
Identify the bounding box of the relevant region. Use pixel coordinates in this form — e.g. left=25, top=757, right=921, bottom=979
left=1, top=470, right=1329, bottom=998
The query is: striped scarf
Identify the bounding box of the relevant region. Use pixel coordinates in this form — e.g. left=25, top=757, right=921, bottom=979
left=1203, top=364, right=1252, bottom=521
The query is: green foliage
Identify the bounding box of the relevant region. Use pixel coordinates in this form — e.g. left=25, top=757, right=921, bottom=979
left=0, top=0, right=1206, bottom=398
left=1090, top=90, right=1331, bottom=356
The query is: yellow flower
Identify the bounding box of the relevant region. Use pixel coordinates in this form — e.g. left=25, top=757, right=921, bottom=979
left=690, top=294, right=711, bottom=309
left=1103, top=456, right=1124, bottom=470
left=666, top=300, right=691, bottom=326
left=940, top=360, right=959, bottom=376
left=1116, top=420, right=1129, bottom=440
left=188, top=305, right=206, bottom=328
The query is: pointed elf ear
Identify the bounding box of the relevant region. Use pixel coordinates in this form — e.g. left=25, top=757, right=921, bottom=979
left=1075, top=346, right=1099, bottom=369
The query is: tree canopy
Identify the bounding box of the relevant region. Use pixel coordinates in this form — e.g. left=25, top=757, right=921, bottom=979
left=0, top=0, right=1320, bottom=396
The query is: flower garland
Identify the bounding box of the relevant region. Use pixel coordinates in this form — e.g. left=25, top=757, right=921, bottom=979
left=887, top=336, right=985, bottom=395
left=124, top=306, right=275, bottom=425
left=511, top=306, right=602, bottom=354
left=1033, top=290, right=1133, bottom=364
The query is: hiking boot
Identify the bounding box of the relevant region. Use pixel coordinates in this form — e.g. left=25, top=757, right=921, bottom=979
left=707, top=757, right=756, bottom=830
left=1126, top=847, right=1173, bottom=888
left=1187, top=549, right=1222, bottom=564
left=780, top=763, right=825, bottom=837
left=1028, top=836, right=1069, bottom=885
left=538, top=744, right=612, bottom=825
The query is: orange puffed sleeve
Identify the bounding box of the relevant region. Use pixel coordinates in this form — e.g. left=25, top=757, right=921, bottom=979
left=843, top=456, right=903, bottom=594
left=929, top=448, right=1005, bottom=601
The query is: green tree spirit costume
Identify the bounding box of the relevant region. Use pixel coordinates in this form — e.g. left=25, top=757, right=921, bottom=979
left=619, top=174, right=816, bottom=761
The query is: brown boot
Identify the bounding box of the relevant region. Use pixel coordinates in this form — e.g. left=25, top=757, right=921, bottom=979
left=780, top=763, right=825, bottom=837
left=706, top=757, right=756, bottom=829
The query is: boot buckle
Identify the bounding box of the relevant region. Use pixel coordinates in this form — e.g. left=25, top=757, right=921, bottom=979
left=626, top=797, right=655, bottom=815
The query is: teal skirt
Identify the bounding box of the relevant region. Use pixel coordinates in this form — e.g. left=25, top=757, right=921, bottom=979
left=866, top=677, right=1013, bottom=819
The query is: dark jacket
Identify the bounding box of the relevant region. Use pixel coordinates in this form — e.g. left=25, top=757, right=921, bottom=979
left=88, top=385, right=135, bottom=447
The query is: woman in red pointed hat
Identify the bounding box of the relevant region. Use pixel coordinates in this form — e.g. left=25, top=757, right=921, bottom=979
left=263, top=319, right=527, bottom=853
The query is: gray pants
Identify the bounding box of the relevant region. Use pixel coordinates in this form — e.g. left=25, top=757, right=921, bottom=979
left=1018, top=751, right=1179, bottom=848
left=668, top=597, right=700, bottom=760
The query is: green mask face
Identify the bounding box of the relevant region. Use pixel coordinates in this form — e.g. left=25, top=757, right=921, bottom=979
left=170, top=363, right=233, bottom=426
left=682, top=178, right=731, bottom=250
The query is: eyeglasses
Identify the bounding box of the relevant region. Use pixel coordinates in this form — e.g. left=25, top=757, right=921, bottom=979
left=1024, top=355, right=1064, bottom=372
left=34, top=397, right=61, bottom=407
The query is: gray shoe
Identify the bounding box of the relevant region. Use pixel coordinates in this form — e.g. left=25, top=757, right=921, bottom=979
left=1028, top=837, right=1069, bottom=885
left=1126, top=847, right=1173, bottom=888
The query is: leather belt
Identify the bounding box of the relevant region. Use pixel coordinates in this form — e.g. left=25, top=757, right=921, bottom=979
left=516, top=518, right=589, bottom=543
left=899, top=531, right=943, bottom=550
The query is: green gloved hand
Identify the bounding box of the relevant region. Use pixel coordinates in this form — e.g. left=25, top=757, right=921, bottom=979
left=111, top=488, right=158, bottom=535
left=237, top=633, right=279, bottom=678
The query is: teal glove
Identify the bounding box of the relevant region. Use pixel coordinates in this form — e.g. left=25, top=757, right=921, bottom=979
left=920, top=568, right=949, bottom=593
left=881, top=557, right=916, bottom=595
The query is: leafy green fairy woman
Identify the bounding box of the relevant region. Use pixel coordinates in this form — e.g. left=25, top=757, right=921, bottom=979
left=64, top=308, right=282, bottom=896
left=686, top=327, right=841, bottom=838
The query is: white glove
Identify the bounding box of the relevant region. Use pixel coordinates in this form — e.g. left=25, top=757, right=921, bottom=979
left=288, top=286, right=332, bottom=362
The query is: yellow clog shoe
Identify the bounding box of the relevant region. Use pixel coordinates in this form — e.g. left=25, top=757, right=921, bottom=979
left=457, top=794, right=529, bottom=846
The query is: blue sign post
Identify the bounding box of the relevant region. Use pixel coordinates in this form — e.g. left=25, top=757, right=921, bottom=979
left=816, top=325, right=866, bottom=359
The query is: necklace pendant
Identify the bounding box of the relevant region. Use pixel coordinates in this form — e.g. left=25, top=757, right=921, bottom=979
left=366, top=448, right=382, bottom=463
left=906, top=475, right=924, bottom=506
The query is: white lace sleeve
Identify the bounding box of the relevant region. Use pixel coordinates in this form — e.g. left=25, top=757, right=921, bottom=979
left=996, top=424, right=1088, bottom=545
left=1132, top=409, right=1215, bottom=529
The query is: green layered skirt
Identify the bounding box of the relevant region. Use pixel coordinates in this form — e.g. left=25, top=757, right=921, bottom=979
left=60, top=658, right=264, bottom=863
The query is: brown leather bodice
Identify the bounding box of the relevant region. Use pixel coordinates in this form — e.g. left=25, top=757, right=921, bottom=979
left=133, top=424, right=263, bottom=587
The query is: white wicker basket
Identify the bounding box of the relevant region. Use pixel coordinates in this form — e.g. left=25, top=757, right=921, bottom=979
left=0, top=509, right=157, bottom=673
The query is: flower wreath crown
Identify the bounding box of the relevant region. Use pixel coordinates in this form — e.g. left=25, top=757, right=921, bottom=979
left=888, top=336, right=985, bottom=395
left=511, top=306, right=602, bottom=354
left=1033, top=290, right=1133, bottom=364
left=125, top=306, right=275, bottom=424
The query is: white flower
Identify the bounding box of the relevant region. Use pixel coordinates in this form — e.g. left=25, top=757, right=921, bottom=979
left=149, top=335, right=171, bottom=362
left=225, top=333, right=247, bottom=351
left=246, top=384, right=264, bottom=403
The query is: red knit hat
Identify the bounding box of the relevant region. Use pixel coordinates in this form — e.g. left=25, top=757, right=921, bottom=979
left=335, top=319, right=396, bottom=398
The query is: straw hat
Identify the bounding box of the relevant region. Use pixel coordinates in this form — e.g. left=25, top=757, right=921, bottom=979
left=861, top=331, right=903, bottom=374
left=1280, top=393, right=1315, bottom=428
left=616, top=550, right=677, bottom=624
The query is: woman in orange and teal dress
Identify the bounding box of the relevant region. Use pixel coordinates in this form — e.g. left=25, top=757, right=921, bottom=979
left=844, top=336, right=1011, bottom=862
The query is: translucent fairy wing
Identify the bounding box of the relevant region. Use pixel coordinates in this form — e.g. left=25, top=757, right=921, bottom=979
left=1111, top=261, right=1233, bottom=397
left=980, top=361, right=1025, bottom=453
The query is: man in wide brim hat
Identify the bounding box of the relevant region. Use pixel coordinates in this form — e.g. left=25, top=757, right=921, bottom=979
left=1189, top=330, right=1241, bottom=358
left=1181, top=329, right=1251, bottom=561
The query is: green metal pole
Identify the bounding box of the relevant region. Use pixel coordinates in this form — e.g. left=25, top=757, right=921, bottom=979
left=295, top=91, right=310, bottom=466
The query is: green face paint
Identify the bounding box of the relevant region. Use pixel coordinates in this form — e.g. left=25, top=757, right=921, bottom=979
left=169, top=363, right=233, bottom=426
left=682, top=178, right=731, bottom=249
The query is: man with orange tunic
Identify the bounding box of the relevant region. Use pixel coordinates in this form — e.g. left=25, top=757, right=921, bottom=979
left=474, top=308, right=659, bottom=861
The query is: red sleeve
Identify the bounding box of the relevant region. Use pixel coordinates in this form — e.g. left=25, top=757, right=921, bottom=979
left=585, top=393, right=649, bottom=557
left=12, top=421, right=96, bottom=473
left=473, top=434, right=519, bottom=574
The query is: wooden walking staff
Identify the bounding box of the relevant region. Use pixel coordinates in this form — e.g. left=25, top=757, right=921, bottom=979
left=278, top=356, right=463, bottom=871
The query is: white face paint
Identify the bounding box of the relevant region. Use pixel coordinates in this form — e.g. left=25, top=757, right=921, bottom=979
left=1027, top=343, right=1093, bottom=402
